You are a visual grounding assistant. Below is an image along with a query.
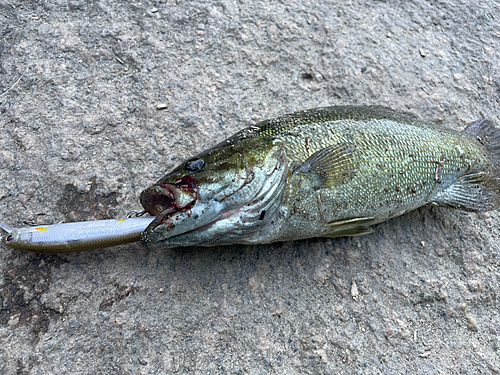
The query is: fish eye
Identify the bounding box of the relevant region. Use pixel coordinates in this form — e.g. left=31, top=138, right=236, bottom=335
left=184, top=159, right=205, bottom=174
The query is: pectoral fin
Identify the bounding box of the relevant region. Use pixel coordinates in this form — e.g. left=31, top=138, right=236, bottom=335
left=300, top=143, right=358, bottom=188
left=323, top=217, right=376, bottom=238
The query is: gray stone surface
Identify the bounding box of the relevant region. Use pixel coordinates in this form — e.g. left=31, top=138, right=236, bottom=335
left=1, top=0, right=499, bottom=373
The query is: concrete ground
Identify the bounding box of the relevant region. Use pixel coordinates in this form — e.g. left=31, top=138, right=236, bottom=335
left=1, top=0, right=499, bottom=373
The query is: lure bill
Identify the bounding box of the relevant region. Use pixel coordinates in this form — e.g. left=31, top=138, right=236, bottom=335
left=1, top=217, right=154, bottom=253
left=139, top=106, right=500, bottom=249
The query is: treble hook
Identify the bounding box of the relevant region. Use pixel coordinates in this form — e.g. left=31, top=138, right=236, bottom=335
left=126, top=210, right=147, bottom=218
left=22, top=213, right=48, bottom=226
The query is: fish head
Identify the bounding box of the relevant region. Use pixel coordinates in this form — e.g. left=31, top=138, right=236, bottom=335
left=140, top=135, right=287, bottom=248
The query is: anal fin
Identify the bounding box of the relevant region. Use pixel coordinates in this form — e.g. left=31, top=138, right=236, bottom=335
left=323, top=217, right=375, bottom=238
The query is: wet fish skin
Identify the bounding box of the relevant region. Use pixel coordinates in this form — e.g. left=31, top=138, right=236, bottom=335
left=140, top=106, right=500, bottom=249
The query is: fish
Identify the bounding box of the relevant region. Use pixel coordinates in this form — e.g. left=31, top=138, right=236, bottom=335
left=139, top=106, right=500, bottom=249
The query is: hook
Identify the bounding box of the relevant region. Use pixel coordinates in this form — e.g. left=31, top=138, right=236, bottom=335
left=22, top=213, right=47, bottom=226
left=126, top=210, right=147, bottom=218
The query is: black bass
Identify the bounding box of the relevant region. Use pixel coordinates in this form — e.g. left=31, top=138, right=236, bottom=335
left=140, top=106, right=500, bottom=249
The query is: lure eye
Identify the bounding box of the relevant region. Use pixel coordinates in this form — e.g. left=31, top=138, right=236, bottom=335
left=5, top=234, right=13, bottom=242
left=184, top=159, right=205, bottom=174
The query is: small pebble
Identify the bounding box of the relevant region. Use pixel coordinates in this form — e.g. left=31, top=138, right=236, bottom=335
left=157, top=103, right=168, bottom=110
left=248, top=277, right=259, bottom=292
left=467, top=316, right=478, bottom=331
left=270, top=301, right=283, bottom=316
left=479, top=212, right=491, bottom=219
left=351, top=280, right=359, bottom=302
left=434, top=248, right=446, bottom=256
left=437, top=290, right=447, bottom=300
left=468, top=279, right=483, bottom=292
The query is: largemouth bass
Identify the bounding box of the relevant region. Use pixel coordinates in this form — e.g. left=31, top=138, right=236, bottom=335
left=138, top=106, right=500, bottom=249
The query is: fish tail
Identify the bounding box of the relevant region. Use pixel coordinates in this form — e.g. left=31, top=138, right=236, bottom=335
left=435, top=119, right=500, bottom=212
left=465, top=119, right=500, bottom=170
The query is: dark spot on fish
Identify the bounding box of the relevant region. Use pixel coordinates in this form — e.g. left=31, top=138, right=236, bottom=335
left=395, top=186, right=401, bottom=192
left=259, top=211, right=266, bottom=220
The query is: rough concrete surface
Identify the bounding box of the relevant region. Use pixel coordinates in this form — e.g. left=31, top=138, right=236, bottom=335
left=0, top=0, right=499, bottom=374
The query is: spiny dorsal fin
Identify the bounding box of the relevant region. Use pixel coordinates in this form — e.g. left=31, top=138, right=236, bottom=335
left=299, top=143, right=358, bottom=187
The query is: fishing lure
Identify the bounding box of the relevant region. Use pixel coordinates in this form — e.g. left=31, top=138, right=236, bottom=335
left=1, top=217, right=154, bottom=253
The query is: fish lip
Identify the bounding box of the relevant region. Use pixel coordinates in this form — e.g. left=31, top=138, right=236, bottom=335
left=158, top=207, right=240, bottom=242
left=141, top=203, right=238, bottom=248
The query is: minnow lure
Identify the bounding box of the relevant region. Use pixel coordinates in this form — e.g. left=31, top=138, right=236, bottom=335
left=1, top=217, right=154, bottom=253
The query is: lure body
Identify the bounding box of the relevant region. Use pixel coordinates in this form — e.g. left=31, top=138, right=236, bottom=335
left=1, top=217, right=154, bottom=253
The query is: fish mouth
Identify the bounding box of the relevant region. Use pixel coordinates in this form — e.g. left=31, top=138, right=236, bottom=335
left=141, top=195, right=230, bottom=247
left=142, top=159, right=289, bottom=248
left=140, top=175, right=198, bottom=219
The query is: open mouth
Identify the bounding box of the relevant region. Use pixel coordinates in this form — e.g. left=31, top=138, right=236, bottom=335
left=140, top=175, right=198, bottom=225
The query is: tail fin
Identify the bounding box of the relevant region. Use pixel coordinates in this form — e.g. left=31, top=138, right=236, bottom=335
left=464, top=119, right=500, bottom=171
left=0, top=221, right=12, bottom=233
left=435, top=119, right=500, bottom=212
